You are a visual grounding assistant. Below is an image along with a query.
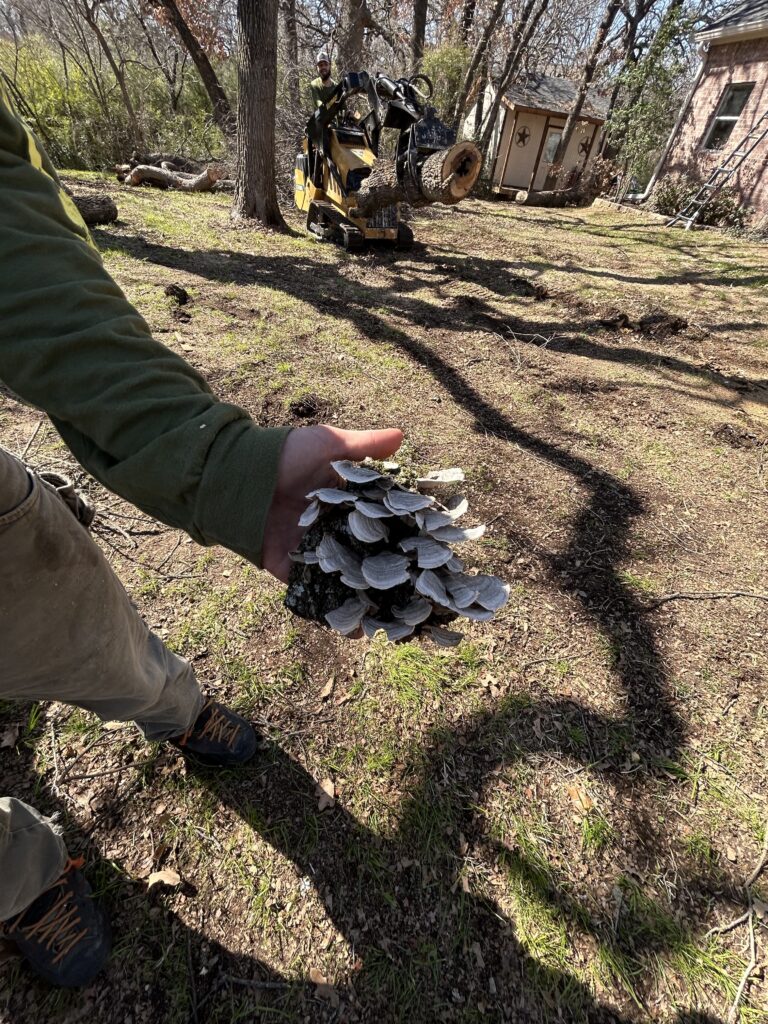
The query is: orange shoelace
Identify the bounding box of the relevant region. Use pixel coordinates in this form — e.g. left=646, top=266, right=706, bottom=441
left=5, top=857, right=88, bottom=965
left=177, top=700, right=241, bottom=751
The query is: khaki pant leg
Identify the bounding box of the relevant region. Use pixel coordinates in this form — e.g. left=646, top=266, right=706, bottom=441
left=0, top=798, right=67, bottom=921
left=0, top=446, right=203, bottom=739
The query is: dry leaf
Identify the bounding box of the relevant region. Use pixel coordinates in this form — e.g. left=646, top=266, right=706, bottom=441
left=470, top=941, right=485, bottom=969
left=0, top=725, right=19, bottom=749
left=317, top=778, right=335, bottom=811
left=726, top=846, right=738, bottom=862
left=102, top=721, right=126, bottom=731
left=319, top=677, right=335, bottom=701
left=309, top=967, right=340, bottom=1008
left=147, top=869, right=181, bottom=889
left=567, top=784, right=594, bottom=812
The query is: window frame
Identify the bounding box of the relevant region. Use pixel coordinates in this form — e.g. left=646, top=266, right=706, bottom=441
left=702, top=82, right=755, bottom=151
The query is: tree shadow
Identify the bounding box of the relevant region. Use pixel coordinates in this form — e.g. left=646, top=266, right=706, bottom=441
left=2, top=701, right=736, bottom=1024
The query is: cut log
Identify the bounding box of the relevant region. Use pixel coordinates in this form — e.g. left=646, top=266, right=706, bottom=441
left=416, top=141, right=482, bottom=207
left=125, top=164, right=223, bottom=191
left=514, top=187, right=581, bottom=208
left=71, top=193, right=119, bottom=225
left=350, top=141, right=481, bottom=219
left=130, top=151, right=202, bottom=173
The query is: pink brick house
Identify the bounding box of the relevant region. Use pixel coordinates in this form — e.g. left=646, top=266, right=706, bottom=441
left=661, top=0, right=768, bottom=228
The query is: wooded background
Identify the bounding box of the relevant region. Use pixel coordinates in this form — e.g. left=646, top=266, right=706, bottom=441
left=0, top=0, right=731, bottom=197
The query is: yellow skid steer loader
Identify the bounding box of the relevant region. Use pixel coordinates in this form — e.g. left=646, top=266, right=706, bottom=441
left=294, top=71, right=481, bottom=251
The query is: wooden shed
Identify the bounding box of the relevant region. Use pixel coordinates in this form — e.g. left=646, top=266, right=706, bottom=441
left=465, top=74, right=609, bottom=195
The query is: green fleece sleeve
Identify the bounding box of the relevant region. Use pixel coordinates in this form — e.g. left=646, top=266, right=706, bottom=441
left=0, top=88, right=290, bottom=565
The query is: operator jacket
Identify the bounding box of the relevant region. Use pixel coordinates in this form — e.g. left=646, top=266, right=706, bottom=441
left=0, top=85, right=290, bottom=566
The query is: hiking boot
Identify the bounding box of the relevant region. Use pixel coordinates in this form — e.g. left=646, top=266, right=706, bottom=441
left=2, top=857, right=110, bottom=987
left=169, top=699, right=257, bottom=767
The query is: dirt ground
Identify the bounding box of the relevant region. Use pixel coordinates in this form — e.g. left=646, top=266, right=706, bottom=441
left=1, top=179, right=767, bottom=1024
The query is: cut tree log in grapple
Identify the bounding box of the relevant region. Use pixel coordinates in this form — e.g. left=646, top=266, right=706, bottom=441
left=294, top=71, right=481, bottom=250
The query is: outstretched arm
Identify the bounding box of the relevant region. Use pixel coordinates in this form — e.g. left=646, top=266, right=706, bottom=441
left=0, top=87, right=401, bottom=577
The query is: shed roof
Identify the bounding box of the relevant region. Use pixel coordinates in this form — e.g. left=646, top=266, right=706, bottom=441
left=697, top=0, right=768, bottom=42
left=501, top=74, right=610, bottom=120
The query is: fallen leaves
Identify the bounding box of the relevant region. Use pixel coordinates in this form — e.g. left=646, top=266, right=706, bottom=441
left=309, top=967, right=340, bottom=1008
left=0, top=725, right=19, bottom=749
left=319, top=676, right=335, bottom=701
left=567, top=783, right=594, bottom=813
left=147, top=868, right=182, bottom=890
left=317, top=778, right=335, bottom=812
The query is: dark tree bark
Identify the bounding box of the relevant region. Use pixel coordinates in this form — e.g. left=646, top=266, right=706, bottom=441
left=338, top=0, right=397, bottom=71
left=70, top=193, right=119, bottom=224
left=546, top=0, right=622, bottom=187
left=412, top=0, right=428, bottom=71
left=232, top=0, right=285, bottom=228
left=473, top=58, right=488, bottom=135
left=460, top=0, right=477, bottom=42
left=147, top=0, right=234, bottom=138
left=282, top=0, right=300, bottom=109
left=452, top=0, right=506, bottom=129
left=478, top=0, right=549, bottom=160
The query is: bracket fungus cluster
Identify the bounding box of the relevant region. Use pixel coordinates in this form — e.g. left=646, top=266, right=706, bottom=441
left=285, top=461, right=509, bottom=646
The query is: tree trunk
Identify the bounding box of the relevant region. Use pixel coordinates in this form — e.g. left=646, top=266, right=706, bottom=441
left=232, top=0, right=285, bottom=228
left=350, top=141, right=482, bottom=218
left=147, top=0, right=234, bottom=138
left=546, top=0, right=622, bottom=188
left=339, top=0, right=366, bottom=71
left=473, top=59, right=488, bottom=135
left=80, top=5, right=144, bottom=146
left=452, top=0, right=506, bottom=130
left=478, top=0, right=549, bottom=162
left=412, top=0, right=428, bottom=71
left=282, top=0, right=300, bottom=110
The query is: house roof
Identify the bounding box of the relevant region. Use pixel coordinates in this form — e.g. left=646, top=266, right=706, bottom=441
left=697, top=0, right=768, bottom=43
left=501, top=74, right=610, bottom=120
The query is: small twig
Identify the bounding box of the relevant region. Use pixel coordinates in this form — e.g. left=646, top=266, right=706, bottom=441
left=727, top=902, right=757, bottom=1024
left=66, top=758, right=156, bottom=783
left=94, top=520, right=138, bottom=548
left=155, top=534, right=182, bottom=570
left=58, top=731, right=119, bottom=781
left=20, top=417, right=46, bottom=460
left=746, top=820, right=768, bottom=887
left=223, top=975, right=294, bottom=991
left=644, top=590, right=768, bottom=611
left=705, top=910, right=750, bottom=939
left=49, top=723, right=62, bottom=797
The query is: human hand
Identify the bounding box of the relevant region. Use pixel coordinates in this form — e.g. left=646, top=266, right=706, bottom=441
left=261, top=424, right=403, bottom=583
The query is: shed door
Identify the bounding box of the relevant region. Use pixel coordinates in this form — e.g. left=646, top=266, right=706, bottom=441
left=501, top=111, right=547, bottom=188
left=533, top=128, right=563, bottom=190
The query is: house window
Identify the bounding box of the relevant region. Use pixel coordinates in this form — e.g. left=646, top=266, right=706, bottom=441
left=703, top=83, right=755, bottom=150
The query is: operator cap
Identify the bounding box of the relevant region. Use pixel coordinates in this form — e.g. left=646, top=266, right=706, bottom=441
left=316, top=51, right=331, bottom=64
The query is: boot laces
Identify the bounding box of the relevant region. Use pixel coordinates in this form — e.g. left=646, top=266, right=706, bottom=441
left=5, top=858, right=89, bottom=965
left=178, top=700, right=241, bottom=751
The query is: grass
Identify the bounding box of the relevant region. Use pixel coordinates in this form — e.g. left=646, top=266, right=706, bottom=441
left=3, top=186, right=768, bottom=1024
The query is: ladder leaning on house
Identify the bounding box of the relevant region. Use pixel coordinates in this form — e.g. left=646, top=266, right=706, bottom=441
left=667, top=107, right=768, bottom=229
